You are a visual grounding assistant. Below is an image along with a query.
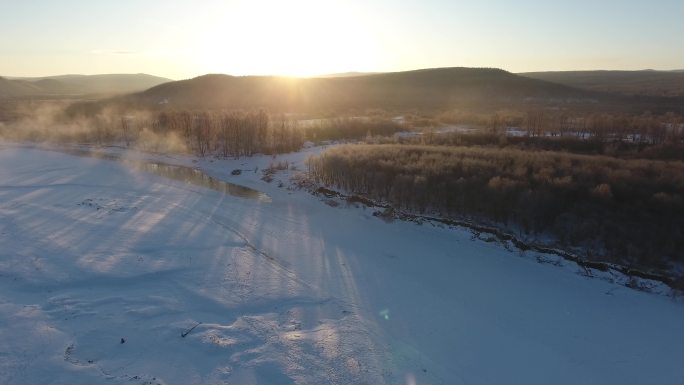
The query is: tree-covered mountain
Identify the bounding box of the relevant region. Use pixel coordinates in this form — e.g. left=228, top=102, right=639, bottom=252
left=521, top=70, right=684, bottom=97
left=115, top=67, right=594, bottom=112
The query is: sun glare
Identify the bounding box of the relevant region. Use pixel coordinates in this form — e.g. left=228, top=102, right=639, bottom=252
left=193, top=0, right=379, bottom=77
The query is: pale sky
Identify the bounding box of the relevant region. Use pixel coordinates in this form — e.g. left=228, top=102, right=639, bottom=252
left=1, top=0, right=683, bottom=80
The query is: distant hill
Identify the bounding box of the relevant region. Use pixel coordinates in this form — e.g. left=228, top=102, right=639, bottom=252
left=520, top=70, right=684, bottom=97
left=0, top=74, right=171, bottom=98
left=317, top=72, right=378, bottom=78
left=0, top=77, right=47, bottom=98
left=90, top=67, right=596, bottom=114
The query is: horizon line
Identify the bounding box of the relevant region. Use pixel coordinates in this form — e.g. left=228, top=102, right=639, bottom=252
left=3, top=66, right=684, bottom=81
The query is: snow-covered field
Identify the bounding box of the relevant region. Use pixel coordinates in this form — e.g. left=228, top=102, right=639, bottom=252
left=1, top=143, right=683, bottom=385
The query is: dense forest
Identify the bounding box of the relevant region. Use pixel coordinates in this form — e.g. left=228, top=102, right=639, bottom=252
left=1, top=109, right=304, bottom=156
left=307, top=144, right=684, bottom=273
left=140, top=110, right=304, bottom=156
left=521, top=70, right=684, bottom=97
left=430, top=109, right=684, bottom=143
left=0, top=107, right=410, bottom=156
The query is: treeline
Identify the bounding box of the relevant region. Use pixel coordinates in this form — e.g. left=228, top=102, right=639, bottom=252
left=435, top=109, right=684, bottom=144
left=512, top=110, right=684, bottom=144
left=3, top=101, right=411, bottom=155
left=307, top=144, right=684, bottom=272
left=144, top=110, right=303, bottom=156
left=375, top=108, right=684, bottom=160
left=376, top=131, right=684, bottom=161
left=1, top=109, right=305, bottom=157
left=301, top=117, right=404, bottom=142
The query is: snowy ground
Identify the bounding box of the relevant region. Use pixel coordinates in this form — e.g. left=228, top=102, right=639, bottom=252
left=1, top=143, right=683, bottom=385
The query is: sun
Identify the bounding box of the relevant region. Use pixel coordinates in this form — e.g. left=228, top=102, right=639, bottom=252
left=192, top=0, right=379, bottom=77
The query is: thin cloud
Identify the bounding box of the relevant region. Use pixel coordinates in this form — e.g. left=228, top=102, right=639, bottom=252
left=90, top=49, right=140, bottom=55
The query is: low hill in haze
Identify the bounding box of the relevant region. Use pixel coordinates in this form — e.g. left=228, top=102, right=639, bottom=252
left=0, top=74, right=172, bottom=98
left=521, top=70, right=684, bottom=97
left=91, top=67, right=596, bottom=113
left=317, top=72, right=378, bottom=78
left=0, top=77, right=44, bottom=98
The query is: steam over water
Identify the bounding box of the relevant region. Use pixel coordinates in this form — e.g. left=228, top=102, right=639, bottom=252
left=64, top=148, right=272, bottom=202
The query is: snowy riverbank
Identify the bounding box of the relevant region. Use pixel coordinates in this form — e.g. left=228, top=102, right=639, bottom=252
left=1, top=143, right=683, bottom=385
